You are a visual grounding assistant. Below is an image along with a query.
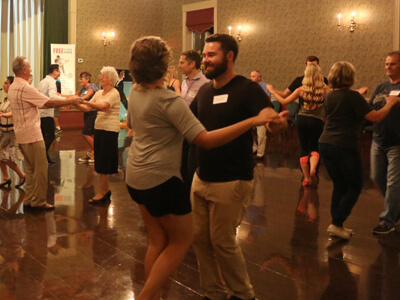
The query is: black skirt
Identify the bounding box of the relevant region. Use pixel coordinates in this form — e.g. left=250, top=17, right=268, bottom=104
left=94, top=129, right=118, bottom=174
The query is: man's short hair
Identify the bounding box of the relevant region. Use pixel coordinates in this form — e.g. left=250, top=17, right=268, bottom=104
left=306, top=55, right=320, bottom=65
left=252, top=70, right=262, bottom=78
left=48, top=64, right=60, bottom=75
left=12, top=56, right=28, bottom=75
left=205, top=34, right=239, bottom=62
left=388, top=51, right=400, bottom=61
left=328, top=61, right=356, bottom=89
left=181, top=50, right=201, bottom=69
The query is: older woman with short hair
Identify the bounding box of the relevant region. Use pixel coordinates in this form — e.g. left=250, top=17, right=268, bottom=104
left=77, top=66, right=120, bottom=202
left=319, top=61, right=399, bottom=239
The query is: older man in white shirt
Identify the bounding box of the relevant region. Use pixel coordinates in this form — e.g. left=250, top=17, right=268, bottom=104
left=38, top=64, right=65, bottom=164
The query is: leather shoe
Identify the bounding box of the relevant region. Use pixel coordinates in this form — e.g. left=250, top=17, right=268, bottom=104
left=89, top=191, right=111, bottom=204
left=31, top=203, right=55, bottom=211
left=15, top=177, right=26, bottom=188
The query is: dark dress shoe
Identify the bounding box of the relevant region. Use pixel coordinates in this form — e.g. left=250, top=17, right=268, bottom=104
left=88, top=191, right=111, bottom=204
left=48, top=160, right=56, bottom=165
left=15, top=177, right=26, bottom=188
left=31, top=203, right=55, bottom=211
left=0, top=179, right=11, bottom=188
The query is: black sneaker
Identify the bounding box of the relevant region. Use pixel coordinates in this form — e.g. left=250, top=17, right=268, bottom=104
left=372, top=223, right=395, bottom=235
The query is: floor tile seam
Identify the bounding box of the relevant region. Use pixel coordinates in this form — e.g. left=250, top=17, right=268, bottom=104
left=167, top=277, right=203, bottom=296
left=256, top=261, right=327, bottom=292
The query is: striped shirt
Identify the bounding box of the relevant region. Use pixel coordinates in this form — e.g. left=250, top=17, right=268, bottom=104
left=8, top=77, right=49, bottom=144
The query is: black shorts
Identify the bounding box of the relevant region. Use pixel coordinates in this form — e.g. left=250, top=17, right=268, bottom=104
left=127, top=176, right=191, bottom=217
left=82, top=111, right=97, bottom=136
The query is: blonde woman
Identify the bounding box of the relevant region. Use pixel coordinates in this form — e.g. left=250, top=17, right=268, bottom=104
left=164, top=66, right=181, bottom=94
left=268, top=63, right=329, bottom=186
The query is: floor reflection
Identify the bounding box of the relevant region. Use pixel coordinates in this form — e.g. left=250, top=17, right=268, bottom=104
left=366, top=234, right=400, bottom=300
left=321, top=240, right=358, bottom=300
left=0, top=129, right=399, bottom=299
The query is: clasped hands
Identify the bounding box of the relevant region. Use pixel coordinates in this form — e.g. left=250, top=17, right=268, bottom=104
left=255, top=107, right=289, bottom=126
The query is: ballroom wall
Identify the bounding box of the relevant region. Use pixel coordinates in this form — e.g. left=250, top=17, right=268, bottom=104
left=75, top=0, right=162, bottom=84
left=75, top=0, right=395, bottom=95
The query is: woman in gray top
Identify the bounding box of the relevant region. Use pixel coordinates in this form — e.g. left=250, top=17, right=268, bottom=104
left=125, top=36, right=283, bottom=300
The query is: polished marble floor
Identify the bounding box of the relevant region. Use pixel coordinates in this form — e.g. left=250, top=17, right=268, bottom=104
left=0, top=129, right=399, bottom=300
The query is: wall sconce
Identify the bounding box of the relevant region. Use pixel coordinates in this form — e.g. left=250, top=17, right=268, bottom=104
left=102, top=31, right=115, bottom=46
left=228, top=25, right=242, bottom=42
left=337, top=12, right=356, bottom=33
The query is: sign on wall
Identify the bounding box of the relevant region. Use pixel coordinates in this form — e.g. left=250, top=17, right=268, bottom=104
left=51, top=44, right=75, bottom=95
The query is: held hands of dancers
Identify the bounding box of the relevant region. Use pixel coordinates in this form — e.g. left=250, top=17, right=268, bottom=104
left=254, top=107, right=289, bottom=134
left=69, top=96, right=84, bottom=106
left=266, top=84, right=274, bottom=93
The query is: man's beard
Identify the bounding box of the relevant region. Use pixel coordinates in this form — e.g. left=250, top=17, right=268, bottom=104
left=204, top=56, right=228, bottom=79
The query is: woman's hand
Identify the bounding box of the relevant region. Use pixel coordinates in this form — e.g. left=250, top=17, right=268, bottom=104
left=266, top=84, right=274, bottom=93
left=254, top=107, right=279, bottom=126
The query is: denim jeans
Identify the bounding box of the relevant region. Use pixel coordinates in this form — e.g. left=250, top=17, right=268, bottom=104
left=319, top=143, right=363, bottom=227
left=370, top=141, right=400, bottom=227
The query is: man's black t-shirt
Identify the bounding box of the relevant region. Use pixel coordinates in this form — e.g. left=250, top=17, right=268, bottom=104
left=288, top=75, right=329, bottom=92
left=369, top=80, right=400, bottom=147
left=190, top=75, right=272, bottom=182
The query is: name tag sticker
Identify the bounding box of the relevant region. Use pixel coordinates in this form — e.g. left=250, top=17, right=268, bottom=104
left=213, top=94, right=228, bottom=104
left=389, top=90, right=400, bottom=96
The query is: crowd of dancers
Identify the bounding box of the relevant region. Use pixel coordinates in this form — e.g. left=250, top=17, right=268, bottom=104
left=1, top=33, right=400, bottom=300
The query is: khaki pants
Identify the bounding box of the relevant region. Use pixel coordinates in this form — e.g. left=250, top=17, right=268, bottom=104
left=191, top=173, right=255, bottom=300
left=20, top=141, right=48, bottom=207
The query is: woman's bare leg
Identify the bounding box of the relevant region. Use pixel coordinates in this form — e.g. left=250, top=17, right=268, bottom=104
left=83, top=135, right=94, bottom=158
left=6, top=161, right=25, bottom=182
left=137, top=207, right=193, bottom=300
left=0, top=161, right=9, bottom=181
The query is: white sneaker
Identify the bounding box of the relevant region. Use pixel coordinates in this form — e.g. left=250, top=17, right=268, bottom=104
left=327, top=224, right=351, bottom=239
left=78, top=156, right=90, bottom=162
left=88, top=158, right=95, bottom=163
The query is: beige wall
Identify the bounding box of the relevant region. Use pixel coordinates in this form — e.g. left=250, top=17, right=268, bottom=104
left=76, top=0, right=395, bottom=95
left=75, top=0, right=162, bottom=86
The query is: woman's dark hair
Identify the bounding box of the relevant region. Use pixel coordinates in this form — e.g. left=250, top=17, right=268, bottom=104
left=129, top=36, right=171, bottom=83
left=79, top=71, right=92, bottom=83
left=7, top=76, right=14, bottom=85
